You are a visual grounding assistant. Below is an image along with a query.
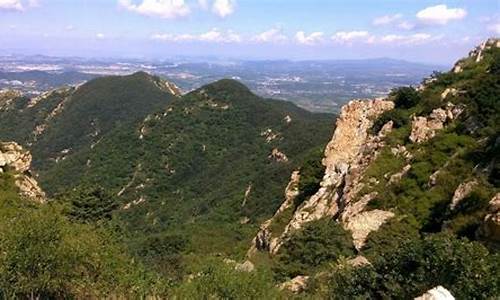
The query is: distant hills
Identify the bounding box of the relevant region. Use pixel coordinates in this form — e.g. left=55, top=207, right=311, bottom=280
left=0, top=56, right=444, bottom=112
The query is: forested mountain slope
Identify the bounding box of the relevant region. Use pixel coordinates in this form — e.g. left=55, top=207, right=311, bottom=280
left=0, top=72, right=334, bottom=277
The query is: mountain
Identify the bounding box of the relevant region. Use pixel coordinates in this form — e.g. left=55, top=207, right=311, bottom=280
left=0, top=71, right=334, bottom=274
left=0, top=39, right=498, bottom=299
left=0, top=71, right=180, bottom=171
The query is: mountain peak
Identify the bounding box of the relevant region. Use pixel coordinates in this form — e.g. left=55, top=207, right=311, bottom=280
left=201, top=79, right=253, bottom=97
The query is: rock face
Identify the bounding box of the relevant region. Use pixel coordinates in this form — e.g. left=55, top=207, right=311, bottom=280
left=234, top=260, right=255, bottom=272
left=248, top=170, right=301, bottom=255
left=449, top=180, right=478, bottom=210
left=279, top=275, right=309, bottom=293
left=0, top=142, right=46, bottom=203
left=347, top=255, right=371, bottom=267
left=478, top=193, right=500, bottom=242
left=388, top=164, right=411, bottom=185
left=452, top=38, right=500, bottom=73
left=251, top=98, right=395, bottom=254
left=345, top=209, right=395, bottom=249
left=409, top=103, right=464, bottom=144
left=0, top=142, right=32, bottom=173
left=415, top=286, right=455, bottom=300
left=0, top=89, right=23, bottom=110
left=269, top=148, right=288, bottom=162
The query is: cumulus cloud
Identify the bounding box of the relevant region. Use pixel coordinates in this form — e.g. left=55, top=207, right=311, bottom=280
left=152, top=29, right=241, bottom=43
left=373, top=13, right=415, bottom=30
left=212, top=0, right=235, bottom=17
left=295, top=31, right=324, bottom=45
left=0, top=0, right=24, bottom=11
left=96, top=33, right=105, bottom=39
left=379, top=33, right=441, bottom=45
left=118, top=0, right=190, bottom=19
left=416, top=4, right=467, bottom=25
left=373, top=14, right=402, bottom=26
left=252, top=28, right=288, bottom=43
left=332, top=31, right=370, bottom=43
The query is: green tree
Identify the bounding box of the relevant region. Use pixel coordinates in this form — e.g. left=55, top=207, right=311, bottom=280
left=391, top=86, right=420, bottom=109
left=62, top=185, right=118, bottom=223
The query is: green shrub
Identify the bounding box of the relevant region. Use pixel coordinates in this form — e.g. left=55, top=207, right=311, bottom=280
left=174, top=258, right=279, bottom=299
left=370, top=109, right=409, bottom=135
left=274, top=219, right=355, bottom=279
left=0, top=203, right=168, bottom=298
left=320, top=234, right=499, bottom=299
left=296, top=147, right=326, bottom=207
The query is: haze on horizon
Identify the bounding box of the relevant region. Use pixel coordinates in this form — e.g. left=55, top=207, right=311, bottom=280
left=0, top=0, right=498, bottom=65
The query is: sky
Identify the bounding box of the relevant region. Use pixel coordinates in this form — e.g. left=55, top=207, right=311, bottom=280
left=0, top=0, right=499, bottom=64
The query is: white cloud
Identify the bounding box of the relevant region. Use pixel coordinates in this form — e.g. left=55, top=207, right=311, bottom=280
left=152, top=29, right=241, bottom=43
left=212, top=0, right=235, bottom=18
left=252, top=28, right=287, bottom=43
left=416, top=5, right=467, bottom=25
left=373, top=14, right=402, bottom=26
left=0, top=0, right=23, bottom=11
left=332, top=31, right=370, bottom=43
left=295, top=31, right=324, bottom=45
left=397, top=21, right=415, bottom=30
left=488, top=23, right=500, bottom=34
left=118, top=0, right=190, bottom=19
left=96, top=33, right=105, bottom=39
left=379, top=33, right=441, bottom=45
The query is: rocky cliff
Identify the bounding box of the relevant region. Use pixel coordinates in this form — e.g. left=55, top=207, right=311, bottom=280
left=0, top=142, right=45, bottom=203
left=250, top=98, right=396, bottom=254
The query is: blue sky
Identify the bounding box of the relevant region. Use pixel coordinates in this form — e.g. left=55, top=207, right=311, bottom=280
left=0, top=0, right=498, bottom=64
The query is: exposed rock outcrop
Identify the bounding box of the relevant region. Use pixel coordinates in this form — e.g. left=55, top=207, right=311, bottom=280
left=260, top=128, right=280, bottom=143
left=248, top=171, right=300, bottom=255
left=346, top=255, right=371, bottom=267
left=409, top=103, right=465, bottom=143
left=415, top=286, right=455, bottom=300
left=269, top=148, right=288, bottom=163
left=440, top=88, right=458, bottom=100
left=478, top=193, right=500, bottom=242
left=0, top=89, right=23, bottom=111
left=253, top=98, right=395, bottom=254
left=452, top=38, right=500, bottom=73
left=388, top=164, right=411, bottom=185
left=449, top=180, right=478, bottom=210
left=152, top=77, right=182, bottom=96
left=0, top=142, right=45, bottom=203
left=0, top=142, right=32, bottom=173
left=279, top=275, right=309, bottom=293
left=345, top=209, right=395, bottom=249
